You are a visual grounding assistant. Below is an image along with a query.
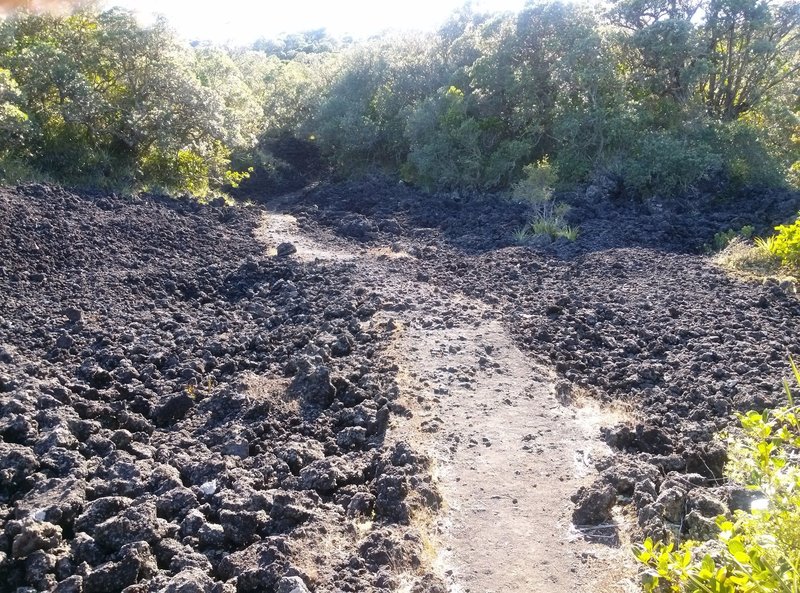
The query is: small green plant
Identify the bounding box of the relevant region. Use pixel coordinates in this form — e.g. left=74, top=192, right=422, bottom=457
left=761, top=215, right=800, bottom=270
left=512, top=157, right=578, bottom=242
left=559, top=225, right=580, bottom=241
left=529, top=216, right=579, bottom=241
left=513, top=156, right=558, bottom=204
left=512, top=226, right=532, bottom=244
left=530, top=216, right=561, bottom=237
left=711, top=226, right=755, bottom=252
left=634, top=359, right=800, bottom=593
left=185, top=374, right=218, bottom=400
left=513, top=217, right=579, bottom=243
left=754, top=235, right=777, bottom=256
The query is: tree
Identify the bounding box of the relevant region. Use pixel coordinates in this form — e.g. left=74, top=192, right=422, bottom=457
left=313, top=34, right=445, bottom=173
left=252, top=29, right=345, bottom=60
left=608, top=0, right=800, bottom=120
left=703, top=0, right=800, bottom=120
left=193, top=47, right=263, bottom=150
left=0, top=7, right=260, bottom=194
left=0, top=68, right=27, bottom=150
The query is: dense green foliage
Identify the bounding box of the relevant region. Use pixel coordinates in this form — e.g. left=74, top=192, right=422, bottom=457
left=0, top=0, right=797, bottom=197
left=0, top=9, right=258, bottom=196
left=760, top=214, right=800, bottom=269
left=634, top=361, right=800, bottom=593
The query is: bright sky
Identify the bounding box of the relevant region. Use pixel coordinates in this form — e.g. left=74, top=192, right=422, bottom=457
left=103, top=0, right=528, bottom=45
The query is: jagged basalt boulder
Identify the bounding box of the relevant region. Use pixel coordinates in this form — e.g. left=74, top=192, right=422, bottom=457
left=571, top=483, right=616, bottom=526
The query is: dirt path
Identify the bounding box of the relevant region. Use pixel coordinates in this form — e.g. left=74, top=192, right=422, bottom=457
left=258, top=211, right=636, bottom=592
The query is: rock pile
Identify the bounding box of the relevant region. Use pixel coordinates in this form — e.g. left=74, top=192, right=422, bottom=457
left=0, top=185, right=440, bottom=593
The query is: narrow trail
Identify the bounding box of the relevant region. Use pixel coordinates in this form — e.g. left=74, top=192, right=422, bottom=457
left=257, top=210, right=637, bottom=592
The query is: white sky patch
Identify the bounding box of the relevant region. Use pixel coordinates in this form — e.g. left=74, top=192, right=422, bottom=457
left=103, top=0, right=528, bottom=45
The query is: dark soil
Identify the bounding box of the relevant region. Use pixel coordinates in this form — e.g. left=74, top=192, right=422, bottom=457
left=0, top=184, right=440, bottom=593
left=283, top=177, right=800, bottom=539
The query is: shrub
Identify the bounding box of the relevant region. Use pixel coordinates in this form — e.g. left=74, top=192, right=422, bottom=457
left=790, top=162, right=800, bottom=189
left=711, top=226, right=755, bottom=252
left=634, top=360, right=800, bottom=593
left=513, top=157, right=558, bottom=203
left=404, top=86, right=484, bottom=190
left=0, top=9, right=261, bottom=196
left=0, top=1, right=796, bottom=197
left=139, top=143, right=250, bottom=199
left=314, top=37, right=443, bottom=176
left=764, top=215, right=800, bottom=270
left=622, top=128, right=724, bottom=198
left=511, top=157, right=578, bottom=241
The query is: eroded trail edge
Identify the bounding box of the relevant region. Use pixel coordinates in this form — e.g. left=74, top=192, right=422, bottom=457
left=258, top=211, right=636, bottom=593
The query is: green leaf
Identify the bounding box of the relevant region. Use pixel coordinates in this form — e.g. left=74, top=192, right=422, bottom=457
left=682, top=550, right=692, bottom=568
left=727, top=538, right=751, bottom=563
left=715, top=566, right=728, bottom=582
left=699, top=554, right=716, bottom=578
left=727, top=573, right=750, bottom=586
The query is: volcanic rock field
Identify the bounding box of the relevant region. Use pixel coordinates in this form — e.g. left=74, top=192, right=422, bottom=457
left=1, top=180, right=799, bottom=592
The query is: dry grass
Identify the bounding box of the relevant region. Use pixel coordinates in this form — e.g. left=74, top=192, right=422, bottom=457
left=713, top=238, right=797, bottom=291
left=368, top=245, right=414, bottom=259
left=239, top=372, right=298, bottom=414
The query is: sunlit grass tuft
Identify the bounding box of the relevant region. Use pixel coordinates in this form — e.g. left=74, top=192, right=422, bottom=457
left=714, top=237, right=787, bottom=281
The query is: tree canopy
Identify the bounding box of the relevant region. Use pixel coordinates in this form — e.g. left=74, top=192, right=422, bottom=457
left=0, top=0, right=797, bottom=198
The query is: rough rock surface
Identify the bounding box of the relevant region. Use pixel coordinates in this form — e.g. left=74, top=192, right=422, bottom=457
left=2, top=177, right=799, bottom=591
left=0, top=184, right=438, bottom=592
left=283, top=177, right=800, bottom=538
